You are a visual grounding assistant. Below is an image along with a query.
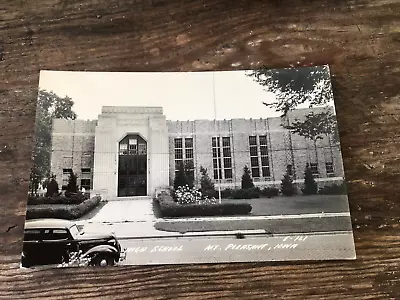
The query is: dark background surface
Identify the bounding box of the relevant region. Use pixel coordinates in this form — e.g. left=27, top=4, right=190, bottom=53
left=0, top=1, right=399, bottom=299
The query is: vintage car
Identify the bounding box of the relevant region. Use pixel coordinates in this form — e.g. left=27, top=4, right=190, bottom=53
left=21, top=219, right=126, bottom=268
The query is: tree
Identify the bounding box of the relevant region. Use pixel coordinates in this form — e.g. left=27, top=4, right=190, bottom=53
left=301, top=163, right=318, bottom=195
left=46, top=176, right=59, bottom=197
left=199, top=166, right=215, bottom=198
left=30, top=90, right=77, bottom=194
left=241, top=165, right=254, bottom=189
left=247, top=65, right=339, bottom=143
left=66, top=170, right=79, bottom=194
left=174, top=161, right=193, bottom=190
left=280, top=172, right=296, bottom=196
left=184, top=160, right=195, bottom=189
left=29, top=166, right=40, bottom=195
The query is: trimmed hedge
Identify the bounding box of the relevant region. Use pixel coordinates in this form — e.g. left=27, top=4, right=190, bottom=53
left=318, top=183, right=347, bottom=195
left=260, top=187, right=280, bottom=197
left=26, top=196, right=101, bottom=220
left=155, top=193, right=252, bottom=218
left=232, top=187, right=260, bottom=199
left=27, top=193, right=89, bottom=205
left=220, top=187, right=279, bottom=199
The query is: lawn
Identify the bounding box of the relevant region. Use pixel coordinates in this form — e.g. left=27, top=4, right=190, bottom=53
left=155, top=216, right=353, bottom=234
left=154, top=194, right=352, bottom=234
left=222, top=194, right=350, bottom=216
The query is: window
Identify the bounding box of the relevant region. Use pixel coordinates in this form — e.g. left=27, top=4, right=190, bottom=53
left=259, top=135, right=270, bottom=177
left=174, top=137, right=194, bottom=180
left=62, top=169, right=72, bottom=187
left=138, top=143, right=147, bottom=155
left=24, top=229, right=42, bottom=241
left=128, top=141, right=137, bottom=155
left=81, top=179, right=91, bottom=190
left=185, top=148, right=193, bottom=159
left=212, top=136, right=233, bottom=181
left=310, top=163, right=319, bottom=176
left=43, top=229, right=69, bottom=241
left=326, top=162, right=334, bottom=177
left=185, top=138, right=193, bottom=148
left=81, top=168, right=91, bottom=174
left=249, top=135, right=259, bottom=178
left=174, top=138, right=183, bottom=149
left=119, top=143, right=127, bottom=155
left=222, top=137, right=232, bottom=179
left=249, top=135, right=270, bottom=178
left=175, top=148, right=183, bottom=159
left=212, top=137, right=222, bottom=181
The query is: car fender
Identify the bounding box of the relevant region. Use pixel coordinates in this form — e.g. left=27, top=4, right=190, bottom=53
left=81, top=245, right=118, bottom=258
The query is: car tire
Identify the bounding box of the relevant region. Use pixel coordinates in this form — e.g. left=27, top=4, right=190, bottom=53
left=93, top=255, right=115, bottom=267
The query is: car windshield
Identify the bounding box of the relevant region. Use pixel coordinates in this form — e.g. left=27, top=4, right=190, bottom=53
left=69, top=224, right=82, bottom=239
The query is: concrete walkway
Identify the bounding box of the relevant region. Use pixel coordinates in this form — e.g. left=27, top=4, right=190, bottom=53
left=76, top=198, right=178, bottom=238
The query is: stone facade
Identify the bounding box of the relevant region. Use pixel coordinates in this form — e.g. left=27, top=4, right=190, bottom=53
left=50, top=106, right=343, bottom=200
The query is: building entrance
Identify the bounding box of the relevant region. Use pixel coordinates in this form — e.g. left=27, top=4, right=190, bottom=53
left=118, top=135, right=147, bottom=196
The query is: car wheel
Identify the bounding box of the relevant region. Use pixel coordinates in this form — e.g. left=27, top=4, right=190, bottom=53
left=94, top=255, right=115, bottom=267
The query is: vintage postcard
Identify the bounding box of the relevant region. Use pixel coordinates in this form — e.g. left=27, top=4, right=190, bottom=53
left=22, top=66, right=356, bottom=268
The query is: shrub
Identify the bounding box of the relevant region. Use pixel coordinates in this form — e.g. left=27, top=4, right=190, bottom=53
left=155, top=191, right=251, bottom=218
left=66, top=171, right=79, bottom=194
left=199, top=166, right=216, bottom=198
left=302, top=163, right=318, bottom=195
left=174, top=185, right=219, bottom=205
left=232, top=187, right=260, bottom=199
left=173, top=161, right=194, bottom=190
left=260, top=187, right=280, bottom=197
left=27, top=193, right=89, bottom=205
left=318, top=182, right=347, bottom=195
left=221, top=188, right=233, bottom=199
left=46, top=177, right=59, bottom=197
left=241, top=165, right=254, bottom=189
left=26, top=196, right=101, bottom=220
left=174, top=185, right=202, bottom=204
left=281, top=172, right=296, bottom=196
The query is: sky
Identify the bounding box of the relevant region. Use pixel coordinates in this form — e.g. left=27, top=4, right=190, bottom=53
left=38, top=70, right=335, bottom=121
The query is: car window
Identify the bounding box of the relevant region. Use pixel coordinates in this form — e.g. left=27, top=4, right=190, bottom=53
left=24, top=229, right=42, bottom=241
left=42, top=229, right=69, bottom=241
left=69, top=225, right=80, bottom=239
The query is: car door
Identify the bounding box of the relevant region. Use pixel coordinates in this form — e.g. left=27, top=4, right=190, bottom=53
left=22, top=228, right=44, bottom=266
left=42, top=228, right=72, bottom=264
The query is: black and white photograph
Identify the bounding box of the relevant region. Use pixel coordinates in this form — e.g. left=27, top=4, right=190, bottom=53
left=22, top=65, right=356, bottom=268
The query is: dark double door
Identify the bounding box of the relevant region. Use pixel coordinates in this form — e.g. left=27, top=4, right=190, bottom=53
left=118, top=135, right=147, bottom=197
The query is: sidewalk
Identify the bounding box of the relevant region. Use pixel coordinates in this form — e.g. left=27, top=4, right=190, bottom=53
left=75, top=197, right=352, bottom=239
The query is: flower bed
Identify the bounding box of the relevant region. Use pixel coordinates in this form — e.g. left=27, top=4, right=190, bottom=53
left=174, top=185, right=220, bottom=205
left=26, top=196, right=101, bottom=220
left=155, top=192, right=252, bottom=218
left=27, top=193, right=89, bottom=205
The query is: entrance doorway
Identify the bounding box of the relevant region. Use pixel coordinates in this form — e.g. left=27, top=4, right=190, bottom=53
left=118, top=135, right=147, bottom=197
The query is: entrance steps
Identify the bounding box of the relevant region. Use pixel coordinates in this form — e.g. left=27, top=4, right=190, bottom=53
left=86, top=196, right=155, bottom=223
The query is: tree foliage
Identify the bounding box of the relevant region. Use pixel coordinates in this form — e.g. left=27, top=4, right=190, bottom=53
left=46, top=176, right=59, bottom=197
left=66, top=171, right=79, bottom=195
left=29, top=90, right=77, bottom=194
left=241, top=165, right=254, bottom=189
left=284, top=110, right=340, bottom=143
left=280, top=172, right=296, bottom=196
left=247, top=65, right=339, bottom=143
left=301, top=163, right=318, bottom=195
left=174, top=161, right=194, bottom=190
left=199, top=166, right=215, bottom=197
